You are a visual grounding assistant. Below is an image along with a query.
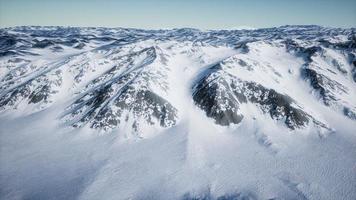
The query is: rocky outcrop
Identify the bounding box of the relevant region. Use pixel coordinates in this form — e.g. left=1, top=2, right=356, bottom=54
left=193, top=63, right=327, bottom=130
left=62, top=47, right=178, bottom=132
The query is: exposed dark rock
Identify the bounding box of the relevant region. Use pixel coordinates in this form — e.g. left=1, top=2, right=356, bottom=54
left=193, top=64, right=322, bottom=130
left=231, top=81, right=310, bottom=129
left=193, top=66, right=244, bottom=126
left=301, top=67, right=348, bottom=106
left=67, top=84, right=177, bottom=131
left=182, top=191, right=257, bottom=200
left=32, top=39, right=56, bottom=48
left=0, top=71, right=62, bottom=111
left=0, top=35, right=17, bottom=50
left=74, top=43, right=85, bottom=49
left=29, top=85, right=51, bottom=103
left=285, top=36, right=355, bottom=121
left=63, top=47, right=177, bottom=131
left=0, top=85, right=31, bottom=109
left=343, top=107, right=356, bottom=120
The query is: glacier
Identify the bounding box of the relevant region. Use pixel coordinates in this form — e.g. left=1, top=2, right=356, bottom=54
left=0, top=25, right=355, bottom=200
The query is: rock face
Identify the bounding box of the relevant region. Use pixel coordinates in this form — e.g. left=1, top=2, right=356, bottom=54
left=0, top=67, right=63, bottom=111
left=62, top=47, right=178, bottom=132
left=0, top=25, right=355, bottom=133
left=285, top=37, right=356, bottom=120
left=193, top=65, right=244, bottom=126
left=232, top=82, right=310, bottom=130
left=193, top=63, right=327, bottom=130
left=66, top=86, right=177, bottom=131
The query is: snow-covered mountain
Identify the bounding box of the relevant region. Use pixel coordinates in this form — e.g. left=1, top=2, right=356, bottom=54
left=0, top=26, right=355, bottom=200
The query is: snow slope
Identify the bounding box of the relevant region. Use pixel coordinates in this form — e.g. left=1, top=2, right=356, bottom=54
left=0, top=26, right=355, bottom=200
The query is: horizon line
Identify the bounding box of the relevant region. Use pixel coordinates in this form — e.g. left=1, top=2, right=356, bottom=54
left=2, top=24, right=355, bottom=31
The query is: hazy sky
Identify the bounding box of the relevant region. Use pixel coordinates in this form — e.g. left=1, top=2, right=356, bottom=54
left=0, top=0, right=355, bottom=29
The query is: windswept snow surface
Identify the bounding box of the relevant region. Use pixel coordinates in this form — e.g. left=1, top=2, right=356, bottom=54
left=0, top=26, right=356, bottom=200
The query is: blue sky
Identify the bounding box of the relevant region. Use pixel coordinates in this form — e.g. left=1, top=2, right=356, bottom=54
left=0, top=0, right=355, bottom=29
